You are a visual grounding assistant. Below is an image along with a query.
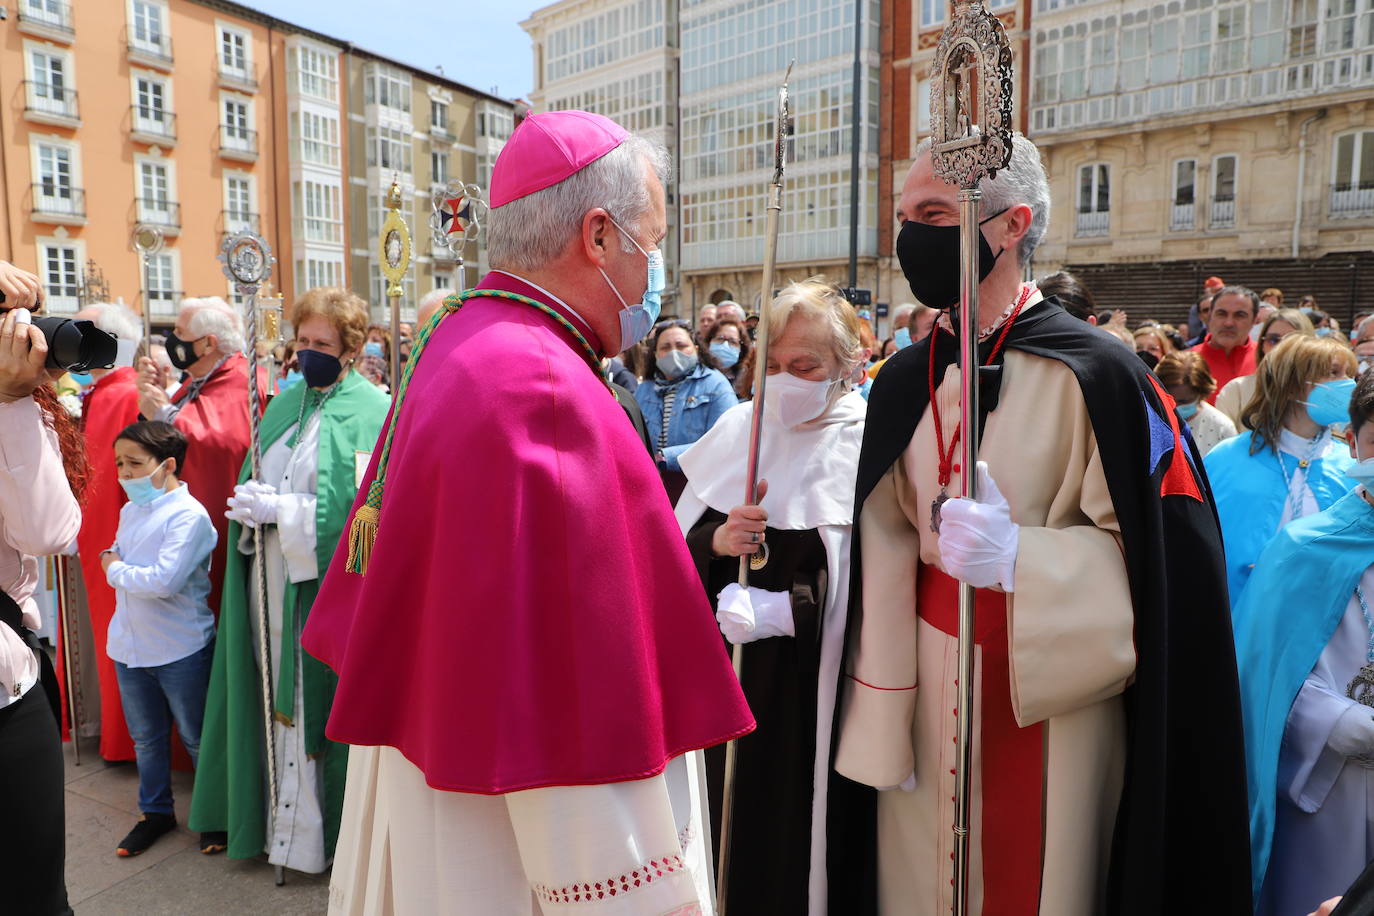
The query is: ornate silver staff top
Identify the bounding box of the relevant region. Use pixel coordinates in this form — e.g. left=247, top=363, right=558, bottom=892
left=928, top=4, right=1015, bottom=916
left=431, top=181, right=488, bottom=292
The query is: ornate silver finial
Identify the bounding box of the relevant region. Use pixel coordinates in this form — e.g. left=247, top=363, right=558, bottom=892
left=219, top=229, right=274, bottom=293
left=929, top=0, right=1015, bottom=188
left=431, top=181, right=488, bottom=256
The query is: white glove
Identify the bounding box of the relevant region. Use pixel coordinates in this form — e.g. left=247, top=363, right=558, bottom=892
left=715, top=583, right=795, bottom=645
left=1328, top=704, right=1374, bottom=759
left=225, top=480, right=279, bottom=528
left=937, top=461, right=1019, bottom=592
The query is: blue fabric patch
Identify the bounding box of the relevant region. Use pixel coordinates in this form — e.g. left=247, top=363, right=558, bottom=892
left=1145, top=392, right=1175, bottom=477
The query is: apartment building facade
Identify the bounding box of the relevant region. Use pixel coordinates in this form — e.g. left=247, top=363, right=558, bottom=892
left=0, top=0, right=516, bottom=329
left=1027, top=0, right=1374, bottom=318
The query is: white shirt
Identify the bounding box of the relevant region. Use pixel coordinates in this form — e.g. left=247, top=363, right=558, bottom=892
left=105, top=484, right=217, bottom=668
left=1277, top=427, right=1330, bottom=527
left=0, top=396, right=81, bottom=707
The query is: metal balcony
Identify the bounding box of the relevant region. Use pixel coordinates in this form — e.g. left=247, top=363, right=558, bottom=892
left=1169, top=202, right=1196, bottom=232
left=130, top=106, right=177, bottom=145
left=221, top=209, right=260, bottom=235
left=126, top=29, right=174, bottom=70
left=218, top=125, right=258, bottom=162
left=1330, top=184, right=1374, bottom=220
left=30, top=184, right=86, bottom=225
left=17, top=1, right=74, bottom=42
left=1075, top=210, right=1110, bottom=238
left=23, top=82, right=79, bottom=127
left=135, top=198, right=181, bottom=234
left=217, top=66, right=258, bottom=93
left=1210, top=198, right=1237, bottom=229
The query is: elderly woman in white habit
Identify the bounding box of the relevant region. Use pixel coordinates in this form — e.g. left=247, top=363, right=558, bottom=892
left=674, top=278, right=868, bottom=915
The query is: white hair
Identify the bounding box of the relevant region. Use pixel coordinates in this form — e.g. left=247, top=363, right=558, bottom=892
left=765, top=278, right=864, bottom=380
left=181, top=298, right=246, bottom=355
left=82, top=302, right=142, bottom=342
left=419, top=287, right=454, bottom=311
left=716, top=301, right=746, bottom=323
left=891, top=303, right=917, bottom=326
left=915, top=132, right=1051, bottom=266
left=487, top=133, right=671, bottom=272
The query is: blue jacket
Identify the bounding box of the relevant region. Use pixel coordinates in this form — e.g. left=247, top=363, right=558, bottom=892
left=635, top=364, right=737, bottom=471
left=1232, top=491, right=1374, bottom=899
left=1204, top=431, right=1356, bottom=606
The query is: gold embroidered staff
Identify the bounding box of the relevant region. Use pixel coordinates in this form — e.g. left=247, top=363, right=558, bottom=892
left=379, top=180, right=413, bottom=398
left=717, top=61, right=792, bottom=916
left=929, top=3, right=1015, bottom=913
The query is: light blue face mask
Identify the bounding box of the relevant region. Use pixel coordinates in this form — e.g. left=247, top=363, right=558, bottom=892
left=599, top=216, right=664, bottom=352
left=68, top=371, right=93, bottom=387
left=1176, top=400, right=1200, bottom=420
left=1303, top=377, right=1357, bottom=428
left=709, top=341, right=740, bottom=369
left=279, top=369, right=304, bottom=392
left=363, top=341, right=385, bottom=359
left=119, top=460, right=169, bottom=506
left=893, top=327, right=913, bottom=350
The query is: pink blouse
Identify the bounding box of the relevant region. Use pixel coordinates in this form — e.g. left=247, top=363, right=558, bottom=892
left=0, top=395, right=80, bottom=707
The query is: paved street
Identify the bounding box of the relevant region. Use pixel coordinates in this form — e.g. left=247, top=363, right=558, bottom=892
left=62, top=737, right=329, bottom=914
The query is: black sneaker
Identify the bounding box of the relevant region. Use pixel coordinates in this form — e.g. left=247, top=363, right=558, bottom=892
left=200, top=831, right=228, bottom=855
left=116, top=812, right=177, bottom=857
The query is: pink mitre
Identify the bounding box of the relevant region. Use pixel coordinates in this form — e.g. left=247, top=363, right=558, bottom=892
left=489, top=110, right=629, bottom=209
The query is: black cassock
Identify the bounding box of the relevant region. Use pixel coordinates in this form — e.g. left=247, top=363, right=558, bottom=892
left=685, top=513, right=826, bottom=915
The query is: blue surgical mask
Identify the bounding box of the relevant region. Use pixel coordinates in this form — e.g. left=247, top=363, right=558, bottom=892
left=1349, top=441, right=1374, bottom=486
left=119, top=460, right=169, bottom=506
left=709, top=341, right=740, bottom=369
left=600, top=215, right=664, bottom=351
left=1303, top=377, right=1357, bottom=428
left=657, top=349, right=697, bottom=379
left=279, top=369, right=304, bottom=392
left=68, top=371, right=93, bottom=387
left=363, top=341, right=385, bottom=359
left=1176, top=400, right=1200, bottom=420
left=1316, top=327, right=1333, bottom=338
left=893, top=327, right=913, bottom=350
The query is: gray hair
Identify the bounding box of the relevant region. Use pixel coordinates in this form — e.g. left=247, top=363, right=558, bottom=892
left=487, top=133, right=671, bottom=272
left=181, top=298, right=246, bottom=355
left=419, top=287, right=455, bottom=311
left=81, top=302, right=142, bottom=342
left=766, top=278, right=864, bottom=382
left=915, top=132, right=1051, bottom=266
left=716, top=301, right=746, bottom=323
left=891, top=303, right=917, bottom=327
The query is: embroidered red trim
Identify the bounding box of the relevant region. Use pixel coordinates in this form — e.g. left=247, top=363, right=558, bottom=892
left=531, top=853, right=686, bottom=905
left=847, top=673, right=917, bottom=692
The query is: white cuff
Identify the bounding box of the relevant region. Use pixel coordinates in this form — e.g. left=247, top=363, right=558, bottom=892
left=275, top=493, right=319, bottom=583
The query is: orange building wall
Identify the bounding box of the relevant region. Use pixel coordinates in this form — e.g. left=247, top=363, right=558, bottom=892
left=0, top=0, right=281, bottom=323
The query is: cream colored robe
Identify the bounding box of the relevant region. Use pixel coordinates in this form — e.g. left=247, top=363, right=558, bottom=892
left=834, top=344, right=1137, bottom=915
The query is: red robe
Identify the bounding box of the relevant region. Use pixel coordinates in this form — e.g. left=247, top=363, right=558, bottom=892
left=65, top=368, right=141, bottom=757
left=169, top=353, right=262, bottom=616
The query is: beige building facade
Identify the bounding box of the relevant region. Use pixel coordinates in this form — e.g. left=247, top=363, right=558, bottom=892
left=1026, top=0, right=1374, bottom=320
left=343, top=51, right=514, bottom=324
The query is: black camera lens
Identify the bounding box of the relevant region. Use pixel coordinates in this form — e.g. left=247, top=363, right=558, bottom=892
left=33, top=316, right=117, bottom=372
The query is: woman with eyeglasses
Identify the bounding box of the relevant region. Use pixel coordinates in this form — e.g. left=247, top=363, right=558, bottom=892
left=1204, top=333, right=1359, bottom=607
left=635, top=319, right=737, bottom=502
left=1215, top=308, right=1316, bottom=427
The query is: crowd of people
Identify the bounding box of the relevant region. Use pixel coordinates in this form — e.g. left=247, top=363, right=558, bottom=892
left=1, top=106, right=1371, bottom=916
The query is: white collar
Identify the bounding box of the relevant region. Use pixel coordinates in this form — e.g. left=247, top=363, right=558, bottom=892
left=488, top=270, right=594, bottom=332
left=1277, top=426, right=1331, bottom=459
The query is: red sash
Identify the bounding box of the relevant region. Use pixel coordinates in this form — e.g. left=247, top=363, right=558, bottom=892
left=918, top=565, right=1045, bottom=915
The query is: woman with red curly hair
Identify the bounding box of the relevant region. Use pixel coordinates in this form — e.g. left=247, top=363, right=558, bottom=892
left=0, top=260, right=85, bottom=916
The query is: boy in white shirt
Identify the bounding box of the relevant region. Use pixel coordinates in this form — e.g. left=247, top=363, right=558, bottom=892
left=101, top=421, right=217, bottom=857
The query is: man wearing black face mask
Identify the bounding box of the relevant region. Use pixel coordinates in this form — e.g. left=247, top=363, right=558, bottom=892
left=828, top=134, right=1251, bottom=915
left=136, top=297, right=263, bottom=616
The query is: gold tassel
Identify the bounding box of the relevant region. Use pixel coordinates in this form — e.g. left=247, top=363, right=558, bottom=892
left=346, top=504, right=380, bottom=574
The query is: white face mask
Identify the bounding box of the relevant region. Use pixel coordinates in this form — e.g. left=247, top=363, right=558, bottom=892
left=1350, top=439, right=1374, bottom=487
left=764, top=372, right=839, bottom=429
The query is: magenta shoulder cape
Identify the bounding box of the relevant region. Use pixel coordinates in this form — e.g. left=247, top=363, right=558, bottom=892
left=302, top=278, right=755, bottom=794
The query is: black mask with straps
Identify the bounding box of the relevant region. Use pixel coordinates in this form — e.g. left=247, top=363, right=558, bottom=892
left=895, top=208, right=1009, bottom=310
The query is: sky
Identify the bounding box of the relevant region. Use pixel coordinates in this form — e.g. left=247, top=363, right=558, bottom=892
left=242, top=0, right=539, bottom=101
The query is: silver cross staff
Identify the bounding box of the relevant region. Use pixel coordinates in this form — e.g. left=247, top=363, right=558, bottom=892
left=929, top=3, right=1015, bottom=914
left=217, top=229, right=286, bottom=887
left=431, top=181, right=488, bottom=294
left=717, top=60, right=792, bottom=916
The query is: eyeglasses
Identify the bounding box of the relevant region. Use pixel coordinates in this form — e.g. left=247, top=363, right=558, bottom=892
left=654, top=319, right=691, bottom=332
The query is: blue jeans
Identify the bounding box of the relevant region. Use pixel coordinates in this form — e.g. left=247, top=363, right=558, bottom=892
left=114, top=640, right=214, bottom=816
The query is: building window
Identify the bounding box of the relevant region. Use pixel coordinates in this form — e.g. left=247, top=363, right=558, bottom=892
left=1288, top=0, right=1319, bottom=59
left=27, top=49, right=73, bottom=117
left=1215, top=4, right=1248, bottom=72
left=133, top=75, right=171, bottom=135
left=920, top=0, right=944, bottom=29
left=1119, top=22, right=1148, bottom=91
left=222, top=96, right=252, bottom=149
left=292, top=180, right=342, bottom=244
left=1332, top=130, right=1374, bottom=219
left=130, top=0, right=168, bottom=55
left=1088, top=32, right=1115, bottom=95
left=1211, top=154, right=1237, bottom=228
left=476, top=107, right=513, bottom=140
left=24, top=0, right=70, bottom=30
left=291, top=110, right=340, bottom=167
left=430, top=99, right=448, bottom=132
left=1325, top=0, right=1373, bottom=53
left=431, top=150, right=449, bottom=185
left=137, top=159, right=176, bottom=226
left=1181, top=11, right=1213, bottom=79
left=367, top=125, right=412, bottom=173
left=1171, top=159, right=1197, bottom=231
left=42, top=243, right=80, bottom=310
left=144, top=251, right=177, bottom=311
left=1060, top=31, right=1087, bottom=100
left=219, top=25, right=249, bottom=77
left=1249, top=0, right=1286, bottom=69
left=225, top=175, right=254, bottom=230
left=292, top=45, right=337, bottom=102
left=1076, top=163, right=1110, bottom=237
left=365, top=64, right=411, bottom=114
left=35, top=142, right=75, bottom=206
left=295, top=257, right=342, bottom=293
